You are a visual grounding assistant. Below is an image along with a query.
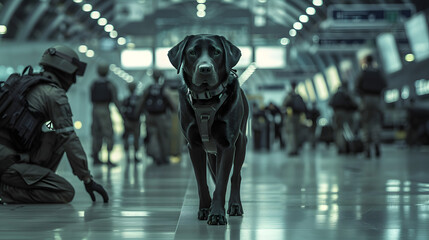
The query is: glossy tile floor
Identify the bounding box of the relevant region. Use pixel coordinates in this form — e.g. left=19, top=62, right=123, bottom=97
left=1, top=143, right=429, bottom=240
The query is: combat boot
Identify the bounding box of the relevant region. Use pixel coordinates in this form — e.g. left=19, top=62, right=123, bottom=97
left=93, top=154, right=103, bottom=165
left=106, top=152, right=117, bottom=167
left=365, top=148, right=371, bottom=159
left=375, top=144, right=381, bottom=158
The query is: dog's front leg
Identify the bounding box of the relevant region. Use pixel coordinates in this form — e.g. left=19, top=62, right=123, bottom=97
left=207, top=146, right=235, bottom=225
left=188, top=144, right=211, bottom=220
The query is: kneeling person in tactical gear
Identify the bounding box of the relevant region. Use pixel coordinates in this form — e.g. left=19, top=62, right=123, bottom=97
left=0, top=46, right=108, bottom=204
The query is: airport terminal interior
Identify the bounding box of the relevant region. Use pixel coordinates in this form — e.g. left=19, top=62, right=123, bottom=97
left=1, top=0, right=429, bottom=239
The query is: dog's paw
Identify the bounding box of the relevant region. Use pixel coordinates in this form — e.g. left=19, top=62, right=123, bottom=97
left=227, top=203, right=243, bottom=216
left=198, top=208, right=210, bottom=220
left=207, top=214, right=227, bottom=225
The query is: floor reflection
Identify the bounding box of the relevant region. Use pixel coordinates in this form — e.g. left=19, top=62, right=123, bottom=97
left=0, top=145, right=429, bottom=239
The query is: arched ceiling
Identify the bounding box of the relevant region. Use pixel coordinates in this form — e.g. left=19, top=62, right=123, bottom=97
left=0, top=0, right=428, bottom=82
left=1, top=0, right=427, bottom=45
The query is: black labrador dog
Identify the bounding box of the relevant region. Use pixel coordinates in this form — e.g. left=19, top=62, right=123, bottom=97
left=168, top=35, right=249, bottom=225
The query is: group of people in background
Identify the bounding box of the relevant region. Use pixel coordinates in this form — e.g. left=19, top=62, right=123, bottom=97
left=251, top=55, right=387, bottom=159
left=89, top=65, right=176, bottom=167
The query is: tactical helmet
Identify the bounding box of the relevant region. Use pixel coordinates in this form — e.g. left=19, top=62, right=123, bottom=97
left=39, top=45, right=87, bottom=76
left=128, top=81, right=137, bottom=92
left=97, top=62, right=110, bottom=77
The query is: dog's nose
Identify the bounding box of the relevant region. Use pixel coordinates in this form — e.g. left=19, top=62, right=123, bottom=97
left=198, top=64, right=213, bottom=75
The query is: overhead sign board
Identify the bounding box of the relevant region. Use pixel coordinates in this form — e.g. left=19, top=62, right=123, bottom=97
left=405, top=13, right=429, bottom=62
left=327, top=4, right=415, bottom=28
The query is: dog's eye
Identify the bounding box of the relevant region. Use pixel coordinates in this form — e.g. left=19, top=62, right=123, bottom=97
left=214, top=50, right=221, bottom=56
left=189, top=50, right=197, bottom=56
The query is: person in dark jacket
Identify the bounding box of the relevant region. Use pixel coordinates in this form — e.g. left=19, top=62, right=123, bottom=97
left=307, top=102, right=321, bottom=149
left=122, top=81, right=142, bottom=163
left=90, top=62, right=122, bottom=166
left=283, top=81, right=307, bottom=156
left=355, top=55, right=387, bottom=158
left=136, top=70, right=176, bottom=165
left=329, top=82, right=358, bottom=154
left=252, top=103, right=267, bottom=151
left=0, top=46, right=108, bottom=204
left=265, top=102, right=285, bottom=149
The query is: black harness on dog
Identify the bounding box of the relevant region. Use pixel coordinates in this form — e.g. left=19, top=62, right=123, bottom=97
left=186, top=72, right=237, bottom=154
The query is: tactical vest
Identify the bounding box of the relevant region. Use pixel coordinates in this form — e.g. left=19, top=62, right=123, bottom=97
left=0, top=66, right=55, bottom=151
left=187, top=74, right=234, bottom=154
left=123, top=94, right=140, bottom=121
left=144, top=84, right=167, bottom=114
left=359, top=69, right=387, bottom=94
left=91, top=79, right=113, bottom=103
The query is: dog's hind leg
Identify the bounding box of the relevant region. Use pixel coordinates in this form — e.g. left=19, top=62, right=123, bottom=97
left=228, top=133, right=247, bottom=216
left=207, top=153, right=217, bottom=183
left=188, top=144, right=211, bottom=220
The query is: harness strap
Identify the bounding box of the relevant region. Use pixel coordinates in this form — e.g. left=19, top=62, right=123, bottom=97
left=186, top=72, right=237, bottom=154
left=191, top=92, right=229, bottom=154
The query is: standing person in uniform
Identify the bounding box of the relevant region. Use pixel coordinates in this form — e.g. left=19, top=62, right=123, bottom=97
left=355, top=55, right=387, bottom=158
left=137, top=70, right=176, bottom=165
left=122, top=81, right=142, bottom=163
left=90, top=62, right=122, bottom=166
left=282, top=81, right=307, bottom=156
left=306, top=102, right=321, bottom=149
left=265, top=102, right=285, bottom=149
left=251, top=103, right=267, bottom=151
left=329, top=82, right=358, bottom=154
left=0, top=46, right=108, bottom=204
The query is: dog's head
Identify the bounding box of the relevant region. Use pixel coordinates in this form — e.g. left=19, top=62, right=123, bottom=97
left=168, top=34, right=241, bottom=93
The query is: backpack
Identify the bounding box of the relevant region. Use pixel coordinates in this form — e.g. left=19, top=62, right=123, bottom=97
left=144, top=84, right=167, bottom=114
left=91, top=79, right=113, bottom=103
left=123, top=94, right=140, bottom=121
left=358, top=69, right=387, bottom=94
left=330, top=91, right=358, bottom=111
left=0, top=66, right=55, bottom=151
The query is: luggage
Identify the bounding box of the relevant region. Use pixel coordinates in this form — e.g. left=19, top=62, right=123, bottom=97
left=343, top=122, right=364, bottom=154
left=318, top=124, right=334, bottom=144
left=330, top=91, right=358, bottom=111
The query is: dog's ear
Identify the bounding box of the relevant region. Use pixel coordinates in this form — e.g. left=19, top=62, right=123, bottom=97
left=168, top=35, right=192, bottom=74
left=218, top=36, right=241, bottom=73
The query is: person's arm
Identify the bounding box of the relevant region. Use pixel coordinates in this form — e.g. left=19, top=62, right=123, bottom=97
left=47, top=87, right=108, bottom=202
left=46, top=87, right=91, bottom=181
left=355, top=73, right=364, bottom=95
left=108, top=81, right=123, bottom=116
left=163, top=86, right=177, bottom=112
left=135, top=86, right=150, bottom=115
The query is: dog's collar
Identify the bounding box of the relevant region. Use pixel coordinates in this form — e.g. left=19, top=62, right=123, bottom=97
left=186, top=71, right=237, bottom=101
left=187, top=80, right=229, bottom=101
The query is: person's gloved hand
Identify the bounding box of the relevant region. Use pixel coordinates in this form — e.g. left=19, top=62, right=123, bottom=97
left=84, top=179, right=109, bottom=203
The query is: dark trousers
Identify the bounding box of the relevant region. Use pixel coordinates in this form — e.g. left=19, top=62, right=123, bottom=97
left=146, top=114, right=170, bottom=164
left=123, top=120, right=141, bottom=151
left=0, top=132, right=75, bottom=204
left=0, top=164, right=75, bottom=203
